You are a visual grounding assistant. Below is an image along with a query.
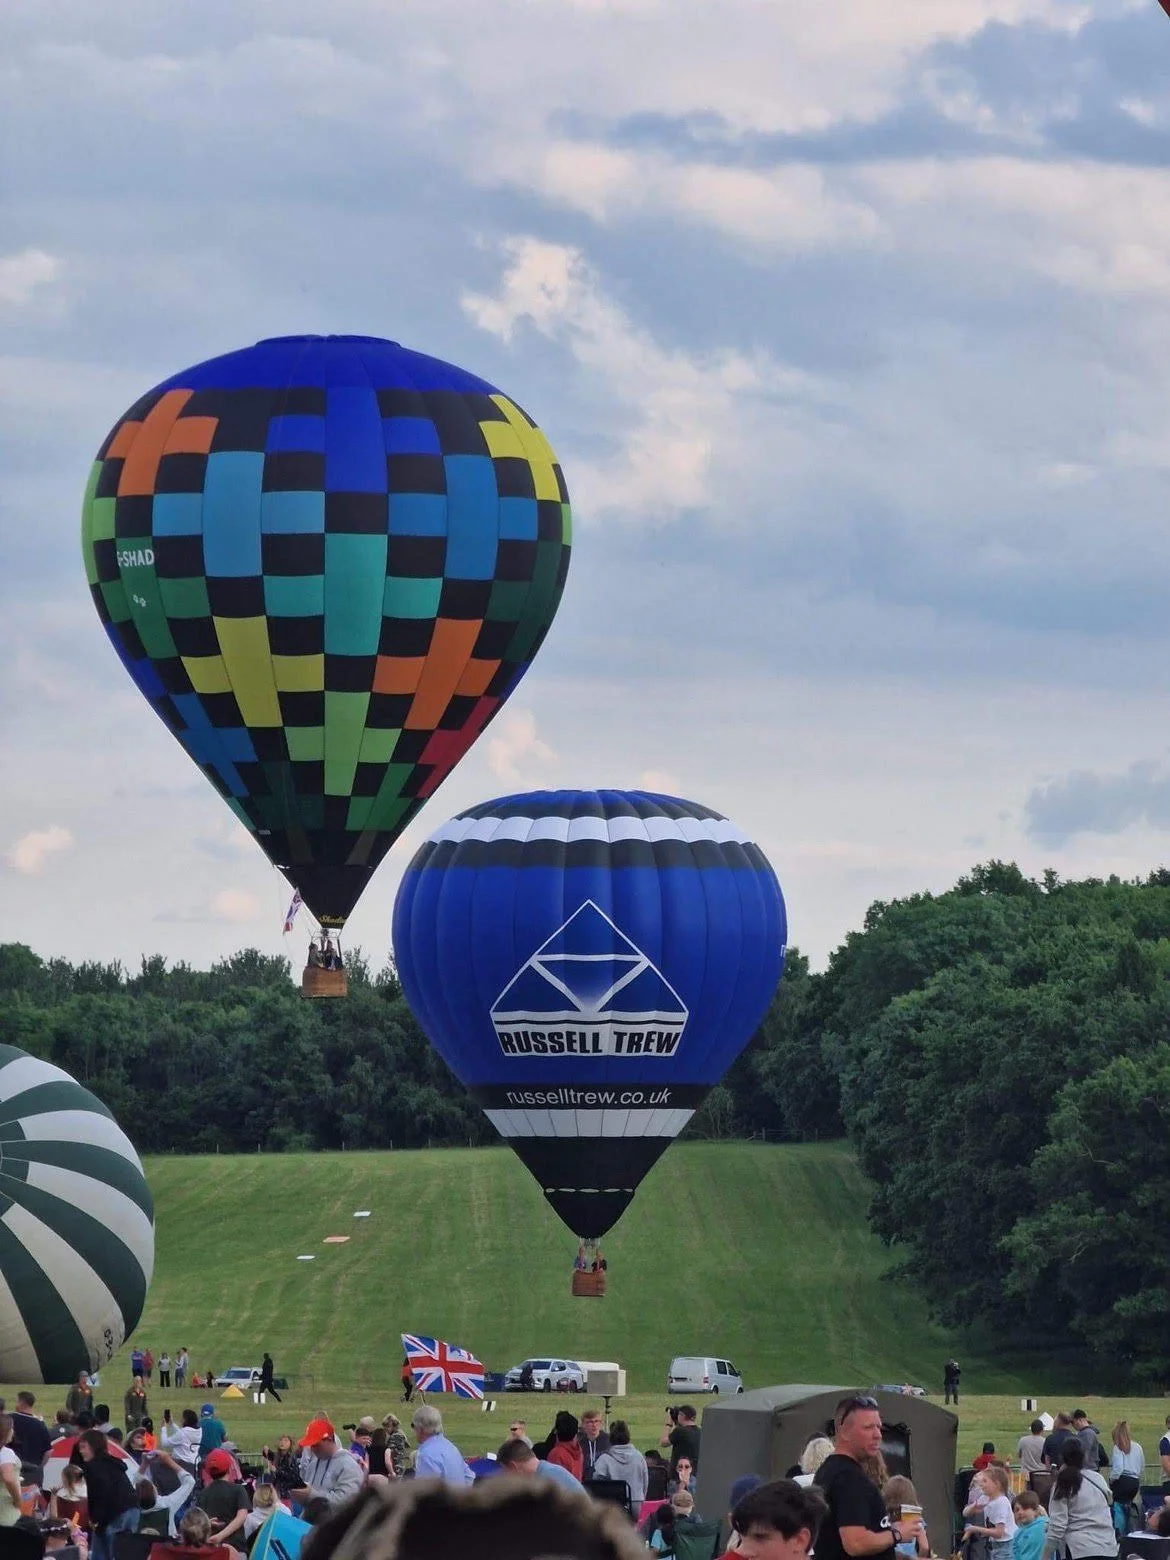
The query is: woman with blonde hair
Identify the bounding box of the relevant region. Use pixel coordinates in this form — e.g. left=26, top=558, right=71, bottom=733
left=796, top=1436, right=835, bottom=1487
left=243, top=1480, right=291, bottom=1542
left=1110, top=1423, right=1144, bottom=1535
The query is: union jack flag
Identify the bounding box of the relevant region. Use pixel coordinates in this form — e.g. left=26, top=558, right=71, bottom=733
left=401, top=1333, right=485, bottom=1399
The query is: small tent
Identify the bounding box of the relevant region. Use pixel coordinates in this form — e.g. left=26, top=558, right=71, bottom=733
left=700, top=1385, right=957, bottom=1548
left=220, top=1384, right=246, bottom=1399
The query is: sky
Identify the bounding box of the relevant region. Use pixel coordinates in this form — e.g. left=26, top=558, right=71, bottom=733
left=4, top=0, right=1170, bottom=974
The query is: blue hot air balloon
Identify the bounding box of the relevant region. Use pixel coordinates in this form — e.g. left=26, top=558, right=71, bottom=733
left=392, top=789, right=786, bottom=1242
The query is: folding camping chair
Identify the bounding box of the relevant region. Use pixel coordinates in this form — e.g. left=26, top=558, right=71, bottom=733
left=672, top=1519, right=724, bottom=1560
left=587, top=1478, right=632, bottom=1516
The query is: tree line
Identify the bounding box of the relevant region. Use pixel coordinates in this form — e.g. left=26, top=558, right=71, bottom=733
left=2, top=858, right=1168, bottom=1380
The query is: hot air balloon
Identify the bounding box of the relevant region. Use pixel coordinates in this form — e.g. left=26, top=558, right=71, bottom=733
left=81, top=335, right=572, bottom=993
left=0, top=1045, right=155, bottom=1381
left=392, top=790, right=785, bottom=1293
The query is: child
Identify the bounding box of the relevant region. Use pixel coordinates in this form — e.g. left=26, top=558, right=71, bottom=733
left=964, top=1465, right=1017, bottom=1560
left=244, top=1480, right=291, bottom=1542
left=1011, top=1489, right=1048, bottom=1560
left=882, top=1475, right=930, bottom=1557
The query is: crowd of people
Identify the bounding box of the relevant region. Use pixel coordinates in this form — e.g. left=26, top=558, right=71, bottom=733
left=6, top=1370, right=1170, bottom=1560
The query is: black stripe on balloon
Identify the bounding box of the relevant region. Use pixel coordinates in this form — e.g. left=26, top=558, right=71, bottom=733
left=0, top=1179, right=149, bottom=1338
left=470, top=1083, right=709, bottom=1110
left=410, top=838, right=764, bottom=872
left=506, top=1136, right=677, bottom=1239
left=0, top=1215, right=90, bottom=1383
left=3, top=1142, right=155, bottom=1223
left=0, top=1079, right=114, bottom=1127
left=458, top=794, right=727, bottom=824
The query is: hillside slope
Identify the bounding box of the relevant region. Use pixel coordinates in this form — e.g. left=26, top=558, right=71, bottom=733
left=126, top=1141, right=1008, bottom=1395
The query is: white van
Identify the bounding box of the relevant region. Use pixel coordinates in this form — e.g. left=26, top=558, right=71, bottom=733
left=667, top=1356, right=744, bottom=1394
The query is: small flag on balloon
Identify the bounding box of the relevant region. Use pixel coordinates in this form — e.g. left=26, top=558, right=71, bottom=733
left=282, top=891, right=303, bottom=934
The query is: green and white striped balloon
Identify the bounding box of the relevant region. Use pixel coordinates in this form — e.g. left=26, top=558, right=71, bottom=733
left=0, top=1045, right=154, bottom=1383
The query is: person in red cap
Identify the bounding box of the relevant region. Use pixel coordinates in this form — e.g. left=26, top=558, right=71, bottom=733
left=193, top=1447, right=250, bottom=1547
left=288, top=1418, right=363, bottom=1509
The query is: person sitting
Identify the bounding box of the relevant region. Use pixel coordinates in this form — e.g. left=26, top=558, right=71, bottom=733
left=243, top=1480, right=291, bottom=1543
left=193, top=1448, right=249, bottom=1548
left=136, top=1459, right=197, bottom=1538
left=160, top=1505, right=244, bottom=1558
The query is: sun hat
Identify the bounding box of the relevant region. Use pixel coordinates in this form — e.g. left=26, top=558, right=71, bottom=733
left=299, top=1416, right=336, bottom=1447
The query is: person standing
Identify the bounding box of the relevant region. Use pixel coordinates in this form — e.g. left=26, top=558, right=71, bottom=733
left=962, top=1466, right=1017, bottom=1560
left=11, top=1390, right=52, bottom=1469
left=593, top=1420, right=649, bottom=1515
left=77, top=1428, right=139, bottom=1560
left=123, top=1376, right=148, bottom=1432
left=130, top=1347, right=144, bottom=1380
left=142, top=1347, right=154, bottom=1384
left=411, top=1404, right=473, bottom=1487
left=1043, top=1415, right=1076, bottom=1474
left=0, top=1415, right=22, bottom=1531
left=289, top=1418, right=364, bottom=1507
left=944, top=1362, right=961, bottom=1405
left=66, top=1372, right=93, bottom=1421
left=1044, top=1439, right=1115, bottom=1560
left=260, top=1352, right=282, bottom=1403
left=158, top=1351, right=171, bottom=1389
left=1159, top=1415, right=1170, bottom=1495
left=401, top=1356, right=415, bottom=1403
left=814, top=1394, right=924, bottom=1560
left=578, top=1409, right=611, bottom=1482
left=660, top=1405, right=702, bottom=1476
left=1072, top=1412, right=1104, bottom=1471
left=174, top=1348, right=188, bottom=1390
left=1017, top=1422, right=1047, bottom=1493
left=199, top=1403, right=228, bottom=1456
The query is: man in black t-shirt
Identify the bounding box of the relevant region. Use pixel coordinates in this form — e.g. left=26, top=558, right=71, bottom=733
left=660, top=1405, right=702, bottom=1474
left=1158, top=1414, right=1170, bottom=1492
left=815, top=1395, right=923, bottom=1560
left=10, top=1390, right=51, bottom=1469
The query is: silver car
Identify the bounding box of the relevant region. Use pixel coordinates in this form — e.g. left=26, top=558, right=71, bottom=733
left=504, top=1357, right=586, bottom=1392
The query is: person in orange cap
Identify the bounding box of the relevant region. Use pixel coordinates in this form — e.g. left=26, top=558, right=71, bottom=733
left=288, top=1417, right=363, bottom=1509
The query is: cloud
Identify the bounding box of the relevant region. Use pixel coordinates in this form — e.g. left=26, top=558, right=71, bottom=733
left=486, top=708, right=556, bottom=785
left=0, top=249, right=61, bottom=308
left=211, top=888, right=262, bottom=924
left=480, top=140, right=884, bottom=252
left=7, top=825, right=73, bottom=875
left=1024, top=758, right=1170, bottom=844
left=463, top=235, right=827, bottom=522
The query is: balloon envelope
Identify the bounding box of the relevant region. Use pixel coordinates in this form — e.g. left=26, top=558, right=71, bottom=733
left=392, top=790, right=786, bottom=1237
left=82, top=335, right=572, bottom=926
left=0, top=1045, right=154, bottom=1382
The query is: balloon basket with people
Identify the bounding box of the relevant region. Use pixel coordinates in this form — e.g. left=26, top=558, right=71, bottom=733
left=571, top=1239, right=607, bottom=1298
left=301, top=931, right=347, bottom=999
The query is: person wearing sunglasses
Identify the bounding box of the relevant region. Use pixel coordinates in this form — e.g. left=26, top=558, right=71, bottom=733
left=814, top=1397, right=924, bottom=1560
left=509, top=1420, right=532, bottom=1447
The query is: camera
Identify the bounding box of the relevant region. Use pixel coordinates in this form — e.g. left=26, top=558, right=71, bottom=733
left=665, top=1406, right=680, bottom=1424
left=342, top=1423, right=357, bottom=1432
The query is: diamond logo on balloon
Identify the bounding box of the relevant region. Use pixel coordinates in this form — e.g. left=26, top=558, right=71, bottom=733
left=490, top=901, right=688, bottom=1059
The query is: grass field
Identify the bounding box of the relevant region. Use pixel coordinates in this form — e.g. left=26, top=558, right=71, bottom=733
left=22, top=1142, right=1169, bottom=1474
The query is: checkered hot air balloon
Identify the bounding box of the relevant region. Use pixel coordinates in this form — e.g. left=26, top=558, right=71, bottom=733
left=81, top=335, right=572, bottom=931
left=0, top=1046, right=154, bottom=1383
